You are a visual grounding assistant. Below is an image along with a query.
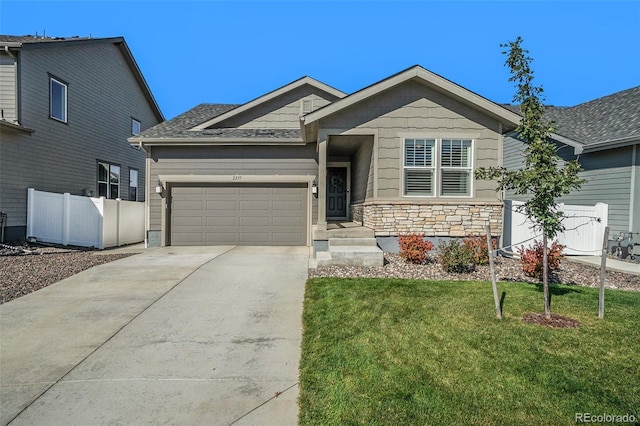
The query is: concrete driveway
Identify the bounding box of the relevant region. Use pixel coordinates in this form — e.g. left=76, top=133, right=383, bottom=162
left=0, top=246, right=310, bottom=425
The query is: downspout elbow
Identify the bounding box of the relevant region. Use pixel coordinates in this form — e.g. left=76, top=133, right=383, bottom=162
left=4, top=46, right=17, bottom=60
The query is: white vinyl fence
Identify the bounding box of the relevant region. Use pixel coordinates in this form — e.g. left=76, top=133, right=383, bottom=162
left=26, top=188, right=144, bottom=249
left=504, top=200, right=608, bottom=256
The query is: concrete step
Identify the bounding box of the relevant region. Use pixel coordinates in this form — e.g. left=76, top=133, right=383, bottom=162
left=315, top=251, right=333, bottom=268
left=324, top=245, right=384, bottom=267
left=329, top=237, right=378, bottom=247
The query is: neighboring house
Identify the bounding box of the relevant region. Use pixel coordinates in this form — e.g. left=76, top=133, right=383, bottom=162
left=130, top=65, right=521, bottom=251
left=503, top=86, right=640, bottom=242
left=0, top=35, right=164, bottom=242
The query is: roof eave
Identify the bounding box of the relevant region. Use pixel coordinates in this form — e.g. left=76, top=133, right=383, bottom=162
left=129, top=136, right=306, bottom=146
left=582, top=135, right=640, bottom=153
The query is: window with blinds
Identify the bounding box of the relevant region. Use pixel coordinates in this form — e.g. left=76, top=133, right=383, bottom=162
left=404, top=139, right=435, bottom=196
left=440, top=139, right=472, bottom=196
left=403, top=138, right=473, bottom=197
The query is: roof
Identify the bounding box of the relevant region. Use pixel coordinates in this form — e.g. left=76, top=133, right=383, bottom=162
left=131, top=103, right=302, bottom=144
left=504, top=86, right=640, bottom=152
left=189, top=76, right=346, bottom=131
left=302, top=65, right=522, bottom=135
left=0, top=34, right=164, bottom=122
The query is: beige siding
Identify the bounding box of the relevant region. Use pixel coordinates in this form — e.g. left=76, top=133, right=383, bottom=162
left=320, top=80, right=502, bottom=201
left=215, top=85, right=338, bottom=129
left=148, top=145, right=319, bottom=231
left=0, top=42, right=161, bottom=232
left=0, top=52, right=17, bottom=122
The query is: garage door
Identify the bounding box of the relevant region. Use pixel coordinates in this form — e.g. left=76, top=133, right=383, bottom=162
left=170, top=183, right=307, bottom=246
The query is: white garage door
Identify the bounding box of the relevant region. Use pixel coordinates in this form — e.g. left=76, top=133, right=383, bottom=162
left=170, top=183, right=307, bottom=246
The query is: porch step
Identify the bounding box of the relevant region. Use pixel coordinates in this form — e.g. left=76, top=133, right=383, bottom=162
left=329, top=237, right=378, bottom=247
left=315, top=237, right=384, bottom=267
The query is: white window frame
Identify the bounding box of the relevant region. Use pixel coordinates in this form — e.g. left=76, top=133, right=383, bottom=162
left=131, top=118, right=141, bottom=136
left=403, top=138, right=436, bottom=197
left=98, top=161, right=121, bottom=199
left=439, top=139, right=474, bottom=198
left=50, top=76, right=67, bottom=123
left=401, top=137, right=475, bottom=198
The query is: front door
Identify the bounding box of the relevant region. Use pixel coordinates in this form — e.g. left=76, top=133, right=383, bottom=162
left=327, top=167, right=347, bottom=219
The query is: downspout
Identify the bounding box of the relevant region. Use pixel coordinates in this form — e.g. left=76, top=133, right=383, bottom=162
left=4, top=46, right=17, bottom=60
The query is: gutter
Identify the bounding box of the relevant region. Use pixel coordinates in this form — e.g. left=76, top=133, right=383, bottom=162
left=582, top=135, right=640, bottom=153
left=129, top=137, right=307, bottom=147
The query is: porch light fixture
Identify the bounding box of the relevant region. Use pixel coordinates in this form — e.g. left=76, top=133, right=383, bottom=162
left=312, top=180, right=318, bottom=197
left=155, top=180, right=164, bottom=194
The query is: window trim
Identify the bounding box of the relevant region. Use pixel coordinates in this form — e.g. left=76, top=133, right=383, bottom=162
left=129, top=168, right=139, bottom=201
left=49, top=75, right=68, bottom=123
left=131, top=117, right=141, bottom=136
left=401, top=137, right=475, bottom=199
left=402, top=138, right=436, bottom=197
left=439, top=138, right=474, bottom=198
left=97, top=160, right=121, bottom=200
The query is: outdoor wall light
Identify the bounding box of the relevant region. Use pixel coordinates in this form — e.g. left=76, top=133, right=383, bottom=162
left=312, top=180, right=318, bottom=197
left=155, top=181, right=164, bottom=194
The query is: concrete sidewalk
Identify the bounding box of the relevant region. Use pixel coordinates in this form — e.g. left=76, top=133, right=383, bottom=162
left=1, top=246, right=309, bottom=425
left=567, top=255, right=640, bottom=275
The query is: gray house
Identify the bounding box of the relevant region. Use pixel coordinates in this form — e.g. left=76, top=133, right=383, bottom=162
left=130, top=65, right=522, bottom=259
left=0, top=35, right=164, bottom=242
left=503, top=86, right=640, bottom=241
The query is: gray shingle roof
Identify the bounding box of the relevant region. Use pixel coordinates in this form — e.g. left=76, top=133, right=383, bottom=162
left=0, top=34, right=94, bottom=44
left=136, top=103, right=303, bottom=140
left=503, top=86, right=640, bottom=145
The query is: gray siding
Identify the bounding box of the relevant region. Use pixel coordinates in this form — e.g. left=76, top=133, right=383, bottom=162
left=148, top=144, right=319, bottom=231
left=0, top=52, right=17, bottom=122
left=351, top=138, right=374, bottom=203
left=0, top=41, right=160, bottom=231
left=503, top=135, right=636, bottom=235
left=319, top=80, right=502, bottom=202
left=216, top=85, right=338, bottom=129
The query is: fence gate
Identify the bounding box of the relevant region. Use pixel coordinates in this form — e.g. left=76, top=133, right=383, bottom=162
left=503, top=200, right=608, bottom=255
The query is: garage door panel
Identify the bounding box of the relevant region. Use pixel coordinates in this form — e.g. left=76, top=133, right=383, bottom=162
left=171, top=183, right=307, bottom=246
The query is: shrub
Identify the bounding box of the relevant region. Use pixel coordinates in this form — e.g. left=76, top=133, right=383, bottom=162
left=438, top=239, right=475, bottom=273
left=399, top=234, right=434, bottom=264
left=517, top=240, right=564, bottom=279
left=463, top=234, right=498, bottom=266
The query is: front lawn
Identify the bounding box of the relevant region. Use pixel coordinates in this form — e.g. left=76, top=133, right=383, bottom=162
left=299, top=278, right=640, bottom=425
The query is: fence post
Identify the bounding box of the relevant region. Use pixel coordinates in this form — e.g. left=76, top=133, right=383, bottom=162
left=598, top=226, right=609, bottom=319
left=97, top=197, right=105, bottom=250
left=116, top=199, right=121, bottom=247
left=62, top=193, right=71, bottom=246
left=27, top=188, right=35, bottom=239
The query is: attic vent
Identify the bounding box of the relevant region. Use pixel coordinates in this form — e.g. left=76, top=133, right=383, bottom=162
left=256, top=129, right=275, bottom=136
left=301, top=98, right=313, bottom=114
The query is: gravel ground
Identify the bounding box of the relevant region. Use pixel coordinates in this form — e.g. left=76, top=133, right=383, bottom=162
left=1, top=244, right=133, bottom=304
left=310, top=253, right=640, bottom=291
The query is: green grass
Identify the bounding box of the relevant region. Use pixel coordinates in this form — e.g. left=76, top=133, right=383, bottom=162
left=298, top=279, right=640, bottom=425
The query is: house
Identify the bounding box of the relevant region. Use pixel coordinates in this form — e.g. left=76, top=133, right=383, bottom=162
left=130, top=64, right=521, bottom=264
left=503, top=86, right=640, bottom=246
left=0, top=35, right=164, bottom=242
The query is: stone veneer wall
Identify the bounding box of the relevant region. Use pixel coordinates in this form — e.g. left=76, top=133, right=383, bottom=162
left=350, top=202, right=503, bottom=237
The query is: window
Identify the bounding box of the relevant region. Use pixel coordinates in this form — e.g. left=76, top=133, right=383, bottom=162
left=403, top=138, right=473, bottom=197
left=98, top=162, right=120, bottom=199
left=129, top=168, right=138, bottom=201
left=50, top=77, right=67, bottom=122
left=404, top=139, right=436, bottom=196
left=131, top=118, right=141, bottom=135
left=440, top=139, right=472, bottom=197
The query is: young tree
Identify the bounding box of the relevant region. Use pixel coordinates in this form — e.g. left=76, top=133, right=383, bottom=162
left=476, top=37, right=584, bottom=318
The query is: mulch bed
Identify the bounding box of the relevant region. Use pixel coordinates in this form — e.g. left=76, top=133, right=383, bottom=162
left=522, top=312, right=581, bottom=329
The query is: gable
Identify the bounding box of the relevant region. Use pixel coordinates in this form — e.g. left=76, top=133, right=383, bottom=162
left=212, top=84, right=341, bottom=130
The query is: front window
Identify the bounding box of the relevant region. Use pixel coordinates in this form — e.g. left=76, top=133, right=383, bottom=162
left=98, top=162, right=120, bottom=199
left=404, top=139, right=435, bottom=196
left=50, top=77, right=67, bottom=122
left=440, top=139, right=472, bottom=196
left=129, top=169, right=138, bottom=201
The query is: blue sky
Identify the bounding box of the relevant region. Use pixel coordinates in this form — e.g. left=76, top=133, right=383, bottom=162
left=1, top=1, right=639, bottom=120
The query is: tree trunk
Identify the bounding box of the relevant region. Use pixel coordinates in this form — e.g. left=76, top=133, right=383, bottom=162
left=543, top=234, right=550, bottom=318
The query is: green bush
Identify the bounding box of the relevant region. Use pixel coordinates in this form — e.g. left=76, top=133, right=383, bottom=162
left=438, top=239, right=475, bottom=273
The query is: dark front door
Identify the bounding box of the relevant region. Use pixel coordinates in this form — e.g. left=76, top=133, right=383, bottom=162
left=327, top=167, right=347, bottom=219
